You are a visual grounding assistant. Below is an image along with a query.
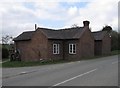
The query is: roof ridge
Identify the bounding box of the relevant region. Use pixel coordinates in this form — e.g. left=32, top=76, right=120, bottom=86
left=23, top=31, right=35, bottom=33
left=14, top=27, right=85, bottom=41
left=37, top=27, right=55, bottom=30
left=59, top=27, right=83, bottom=30
left=92, top=31, right=102, bottom=33
left=37, top=27, right=83, bottom=31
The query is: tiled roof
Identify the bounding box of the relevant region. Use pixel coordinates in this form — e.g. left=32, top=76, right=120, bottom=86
left=92, top=31, right=108, bottom=40
left=13, top=31, right=35, bottom=41
left=39, top=27, right=84, bottom=39
left=13, top=27, right=84, bottom=41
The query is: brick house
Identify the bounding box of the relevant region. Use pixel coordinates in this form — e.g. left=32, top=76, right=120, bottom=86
left=13, top=21, right=111, bottom=61
left=13, top=21, right=95, bottom=61
left=92, top=31, right=111, bottom=56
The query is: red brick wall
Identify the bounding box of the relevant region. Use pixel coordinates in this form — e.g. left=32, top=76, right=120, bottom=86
left=47, top=28, right=94, bottom=61
left=79, top=28, right=94, bottom=58
left=15, top=28, right=95, bottom=61
left=47, top=40, right=63, bottom=60
left=15, top=29, right=48, bottom=61
left=15, top=41, right=32, bottom=61
left=48, top=39, right=81, bottom=61
left=63, top=29, right=94, bottom=60
left=94, top=40, right=102, bottom=55
left=94, top=33, right=111, bottom=56
left=31, top=29, right=48, bottom=61
left=102, top=34, right=111, bottom=55
left=63, top=40, right=80, bottom=61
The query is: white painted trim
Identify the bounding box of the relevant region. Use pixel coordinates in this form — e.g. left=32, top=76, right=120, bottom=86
left=69, top=44, right=76, bottom=54
left=53, top=44, right=60, bottom=54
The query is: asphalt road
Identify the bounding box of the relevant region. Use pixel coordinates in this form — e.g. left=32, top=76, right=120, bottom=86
left=2, top=55, right=118, bottom=86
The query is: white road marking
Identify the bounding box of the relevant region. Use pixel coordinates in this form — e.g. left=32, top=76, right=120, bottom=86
left=112, top=61, right=118, bottom=64
left=20, top=72, right=27, bottom=74
left=51, top=68, right=97, bottom=87
left=19, top=70, right=37, bottom=74
left=77, top=61, right=81, bottom=63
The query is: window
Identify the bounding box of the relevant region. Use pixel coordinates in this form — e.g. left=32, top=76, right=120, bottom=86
left=69, top=44, right=76, bottom=54
left=53, top=44, right=60, bottom=54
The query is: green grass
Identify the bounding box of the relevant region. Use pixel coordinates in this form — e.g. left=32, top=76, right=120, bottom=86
left=80, top=50, right=120, bottom=60
left=0, top=64, right=2, bottom=68
left=2, top=50, right=120, bottom=68
left=2, top=59, right=69, bottom=68
left=111, top=50, right=120, bottom=55
left=2, top=58, right=9, bottom=61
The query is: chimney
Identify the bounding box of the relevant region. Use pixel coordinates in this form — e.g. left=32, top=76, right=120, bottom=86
left=35, top=24, right=37, bottom=30
left=83, top=20, right=90, bottom=28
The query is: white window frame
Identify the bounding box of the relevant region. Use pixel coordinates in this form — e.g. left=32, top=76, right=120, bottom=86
left=69, top=44, right=76, bottom=54
left=53, top=44, right=60, bottom=54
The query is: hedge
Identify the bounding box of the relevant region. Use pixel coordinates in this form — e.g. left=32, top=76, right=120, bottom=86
left=2, top=47, right=9, bottom=59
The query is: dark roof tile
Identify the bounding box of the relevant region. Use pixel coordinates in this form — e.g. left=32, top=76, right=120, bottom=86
left=92, top=31, right=107, bottom=40
left=13, top=27, right=85, bottom=41
left=39, top=27, right=84, bottom=39
left=13, top=31, right=35, bottom=41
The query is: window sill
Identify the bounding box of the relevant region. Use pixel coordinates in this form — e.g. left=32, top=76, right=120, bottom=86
left=69, top=53, right=76, bottom=55
left=53, top=53, right=60, bottom=55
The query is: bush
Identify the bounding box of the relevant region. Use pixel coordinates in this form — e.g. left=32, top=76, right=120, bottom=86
left=111, top=31, right=120, bottom=51
left=2, top=47, right=9, bottom=59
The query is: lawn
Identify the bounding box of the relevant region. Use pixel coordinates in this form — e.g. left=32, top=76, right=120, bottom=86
left=110, top=50, right=120, bottom=55
left=2, top=50, right=120, bottom=68
left=2, top=59, right=69, bottom=68
left=0, top=64, right=1, bottom=68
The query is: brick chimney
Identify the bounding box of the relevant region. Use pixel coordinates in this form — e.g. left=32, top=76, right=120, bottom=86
left=83, top=20, right=90, bottom=28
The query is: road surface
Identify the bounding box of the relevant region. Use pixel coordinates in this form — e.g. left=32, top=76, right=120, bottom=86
left=2, top=55, right=118, bottom=86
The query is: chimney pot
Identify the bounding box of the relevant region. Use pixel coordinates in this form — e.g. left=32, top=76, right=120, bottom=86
left=83, top=20, right=90, bottom=27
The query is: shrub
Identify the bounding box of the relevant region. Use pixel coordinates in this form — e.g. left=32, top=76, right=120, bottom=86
left=2, top=47, right=9, bottom=59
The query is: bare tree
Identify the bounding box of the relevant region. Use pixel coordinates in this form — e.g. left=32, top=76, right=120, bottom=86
left=2, top=35, right=13, bottom=44
left=71, top=24, right=79, bottom=28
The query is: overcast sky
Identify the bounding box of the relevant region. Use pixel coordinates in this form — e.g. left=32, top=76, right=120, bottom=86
left=0, top=0, right=119, bottom=38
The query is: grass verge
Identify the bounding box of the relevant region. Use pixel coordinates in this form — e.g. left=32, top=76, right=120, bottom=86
left=2, top=59, right=69, bottom=68
left=110, top=50, right=120, bottom=55
left=2, top=50, right=120, bottom=68
left=81, top=50, right=120, bottom=60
